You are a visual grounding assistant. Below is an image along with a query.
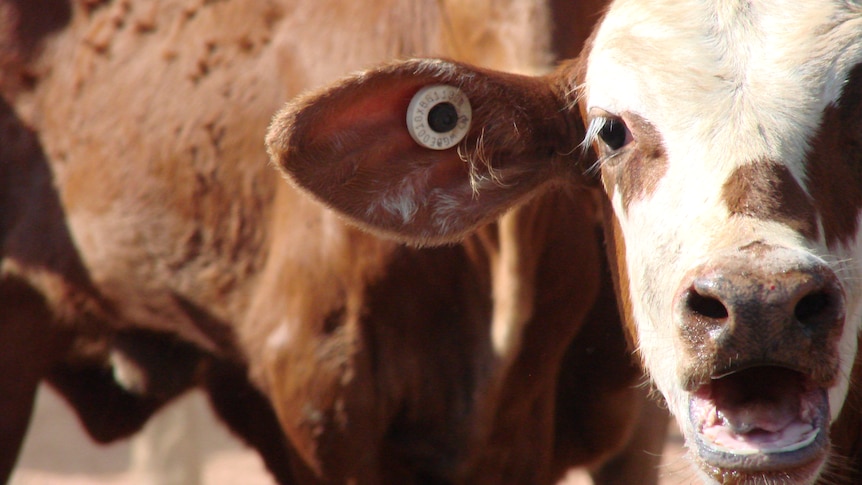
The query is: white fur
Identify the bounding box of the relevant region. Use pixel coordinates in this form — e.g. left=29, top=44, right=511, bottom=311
left=266, top=321, right=294, bottom=351
left=584, top=0, right=862, bottom=476
left=367, top=167, right=428, bottom=225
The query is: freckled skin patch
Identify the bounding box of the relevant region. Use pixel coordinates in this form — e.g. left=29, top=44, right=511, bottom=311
left=721, top=160, right=819, bottom=241
left=806, top=63, right=862, bottom=249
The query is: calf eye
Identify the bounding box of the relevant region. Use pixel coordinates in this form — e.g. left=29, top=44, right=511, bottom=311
left=598, top=118, right=629, bottom=150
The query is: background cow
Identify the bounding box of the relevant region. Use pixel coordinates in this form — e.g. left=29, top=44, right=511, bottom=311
left=270, top=0, right=862, bottom=484
left=0, top=0, right=666, bottom=483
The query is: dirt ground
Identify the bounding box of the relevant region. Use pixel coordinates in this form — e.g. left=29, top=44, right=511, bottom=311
left=10, top=385, right=695, bottom=485
left=10, top=387, right=272, bottom=485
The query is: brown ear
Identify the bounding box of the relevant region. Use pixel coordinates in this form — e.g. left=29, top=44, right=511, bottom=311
left=266, top=58, right=584, bottom=245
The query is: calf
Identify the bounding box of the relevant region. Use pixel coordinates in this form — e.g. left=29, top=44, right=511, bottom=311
left=1, top=0, right=663, bottom=483
left=270, top=0, right=862, bottom=483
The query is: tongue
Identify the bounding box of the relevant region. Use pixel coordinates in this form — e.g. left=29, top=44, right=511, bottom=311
left=716, top=387, right=800, bottom=434
left=712, top=367, right=804, bottom=433
left=692, top=367, right=832, bottom=454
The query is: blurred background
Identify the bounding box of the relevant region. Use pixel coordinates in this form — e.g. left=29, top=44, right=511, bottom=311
left=10, top=385, right=694, bottom=485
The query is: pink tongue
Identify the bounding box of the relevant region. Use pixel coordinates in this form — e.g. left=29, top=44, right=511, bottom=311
left=711, top=367, right=803, bottom=434
left=717, top=394, right=799, bottom=434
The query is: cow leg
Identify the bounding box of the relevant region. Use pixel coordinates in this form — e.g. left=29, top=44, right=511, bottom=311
left=0, top=278, right=65, bottom=483
left=0, top=376, right=38, bottom=484
left=203, top=360, right=299, bottom=485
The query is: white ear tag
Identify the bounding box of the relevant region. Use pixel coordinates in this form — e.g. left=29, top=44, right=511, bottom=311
left=406, top=84, right=472, bottom=150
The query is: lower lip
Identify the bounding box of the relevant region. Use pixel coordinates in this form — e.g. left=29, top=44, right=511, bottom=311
left=689, top=389, right=830, bottom=479
left=693, top=450, right=827, bottom=485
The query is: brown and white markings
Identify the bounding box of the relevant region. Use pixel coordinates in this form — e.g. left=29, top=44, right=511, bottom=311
left=272, top=0, right=862, bottom=483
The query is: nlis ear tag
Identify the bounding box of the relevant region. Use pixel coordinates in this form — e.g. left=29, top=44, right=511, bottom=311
left=406, top=84, right=472, bottom=150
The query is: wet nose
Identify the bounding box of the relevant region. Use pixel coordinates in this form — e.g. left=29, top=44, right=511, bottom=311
left=675, top=244, right=845, bottom=380
left=682, top=267, right=841, bottom=332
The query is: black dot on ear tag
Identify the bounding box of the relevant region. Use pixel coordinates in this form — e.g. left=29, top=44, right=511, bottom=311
left=428, top=102, right=458, bottom=133
left=407, top=85, right=472, bottom=150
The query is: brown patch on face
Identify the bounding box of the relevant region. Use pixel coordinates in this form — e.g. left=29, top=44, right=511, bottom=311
left=599, top=195, right=639, bottom=349
left=619, top=114, right=668, bottom=210
left=805, top=63, right=862, bottom=249
left=721, top=160, right=819, bottom=241
left=600, top=113, right=669, bottom=212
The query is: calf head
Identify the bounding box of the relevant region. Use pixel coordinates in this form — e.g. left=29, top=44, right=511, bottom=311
left=267, top=2, right=862, bottom=482
left=581, top=1, right=862, bottom=482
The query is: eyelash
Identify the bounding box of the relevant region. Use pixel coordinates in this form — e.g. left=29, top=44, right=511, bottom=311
left=582, top=116, right=629, bottom=175
left=585, top=146, right=625, bottom=176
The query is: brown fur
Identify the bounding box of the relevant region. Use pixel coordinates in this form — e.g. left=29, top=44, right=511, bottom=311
left=722, top=160, right=819, bottom=241
left=266, top=59, right=581, bottom=245
left=830, top=335, right=862, bottom=483
left=0, top=0, right=70, bottom=93
left=806, top=63, right=862, bottom=250
left=806, top=61, right=862, bottom=485
left=0, top=0, right=664, bottom=483
left=599, top=195, right=641, bottom=352
left=262, top=54, right=663, bottom=480
left=563, top=29, right=642, bottom=349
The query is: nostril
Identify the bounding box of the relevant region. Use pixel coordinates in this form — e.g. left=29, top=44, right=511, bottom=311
left=794, top=291, right=831, bottom=325
left=686, top=291, right=729, bottom=320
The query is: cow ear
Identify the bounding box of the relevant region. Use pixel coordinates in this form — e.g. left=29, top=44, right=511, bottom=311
left=266, top=59, right=584, bottom=245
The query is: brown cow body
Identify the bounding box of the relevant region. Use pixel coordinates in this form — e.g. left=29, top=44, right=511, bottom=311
left=0, top=0, right=663, bottom=483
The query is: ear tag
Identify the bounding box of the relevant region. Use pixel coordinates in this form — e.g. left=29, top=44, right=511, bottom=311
left=406, top=84, right=472, bottom=150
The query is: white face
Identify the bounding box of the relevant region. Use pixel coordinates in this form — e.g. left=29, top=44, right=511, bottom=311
left=583, top=0, right=862, bottom=482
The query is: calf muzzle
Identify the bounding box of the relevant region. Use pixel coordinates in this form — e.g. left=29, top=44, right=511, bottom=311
left=673, top=242, right=845, bottom=480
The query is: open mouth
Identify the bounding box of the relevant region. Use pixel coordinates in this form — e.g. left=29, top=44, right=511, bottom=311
left=689, top=366, right=829, bottom=478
